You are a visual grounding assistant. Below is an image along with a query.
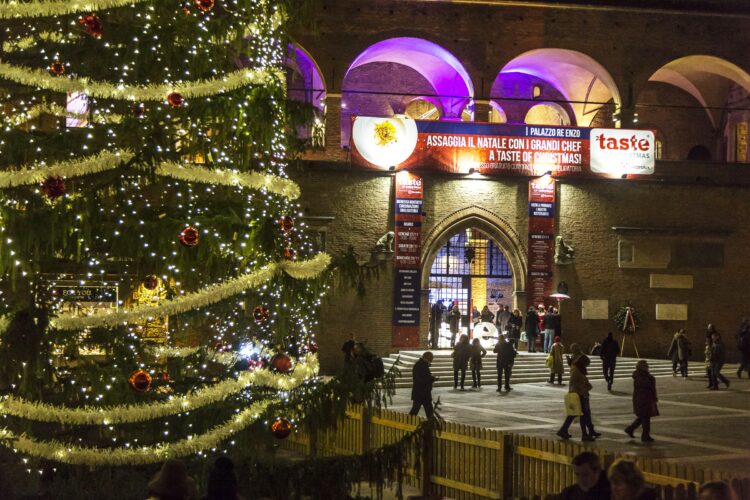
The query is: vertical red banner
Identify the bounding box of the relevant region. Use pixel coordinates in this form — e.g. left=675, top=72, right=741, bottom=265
left=392, top=172, right=423, bottom=348
left=527, top=176, right=556, bottom=309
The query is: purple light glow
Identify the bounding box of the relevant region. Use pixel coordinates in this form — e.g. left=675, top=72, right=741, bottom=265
left=498, top=49, right=621, bottom=127
left=287, top=44, right=326, bottom=111
left=344, top=37, right=474, bottom=118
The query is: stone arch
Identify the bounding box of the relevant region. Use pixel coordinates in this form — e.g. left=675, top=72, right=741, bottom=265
left=493, top=48, right=621, bottom=127
left=287, top=43, right=326, bottom=112
left=525, top=102, right=571, bottom=126
left=341, top=37, right=474, bottom=146
left=421, top=206, right=527, bottom=302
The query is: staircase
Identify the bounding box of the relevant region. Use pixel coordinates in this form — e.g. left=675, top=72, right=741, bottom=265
left=382, top=350, right=691, bottom=389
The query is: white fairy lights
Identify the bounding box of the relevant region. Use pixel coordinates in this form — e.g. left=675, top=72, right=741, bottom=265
left=0, top=0, right=326, bottom=470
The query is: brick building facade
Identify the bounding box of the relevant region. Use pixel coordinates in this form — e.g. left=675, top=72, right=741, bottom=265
left=288, top=0, right=750, bottom=372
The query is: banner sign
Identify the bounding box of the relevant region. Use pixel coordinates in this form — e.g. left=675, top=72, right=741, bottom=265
left=393, top=171, right=423, bottom=348
left=527, top=176, right=556, bottom=310
left=351, top=116, right=655, bottom=177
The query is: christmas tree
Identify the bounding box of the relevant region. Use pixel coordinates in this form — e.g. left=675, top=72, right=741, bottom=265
left=0, top=0, right=334, bottom=492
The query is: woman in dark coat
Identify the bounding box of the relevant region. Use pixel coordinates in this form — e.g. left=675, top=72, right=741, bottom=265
left=666, top=329, right=691, bottom=377
left=524, top=306, right=539, bottom=353
left=469, top=338, right=487, bottom=388
left=624, top=360, right=658, bottom=442
left=480, top=305, right=494, bottom=323
left=451, top=334, right=472, bottom=390
left=508, top=308, right=522, bottom=347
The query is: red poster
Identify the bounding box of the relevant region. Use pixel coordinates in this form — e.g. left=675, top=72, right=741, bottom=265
left=527, top=176, right=556, bottom=308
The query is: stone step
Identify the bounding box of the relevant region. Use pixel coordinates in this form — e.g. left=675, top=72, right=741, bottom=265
left=382, top=350, right=692, bottom=389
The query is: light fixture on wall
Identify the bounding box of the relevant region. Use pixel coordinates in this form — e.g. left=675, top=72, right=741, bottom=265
left=388, top=165, right=396, bottom=171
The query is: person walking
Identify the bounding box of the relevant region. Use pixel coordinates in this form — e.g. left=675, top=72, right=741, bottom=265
left=429, top=300, right=445, bottom=349
left=557, top=345, right=600, bottom=442
left=600, top=331, right=620, bottom=390
left=494, top=335, right=517, bottom=392
left=736, top=320, right=750, bottom=378
left=704, top=335, right=714, bottom=387
left=667, top=329, right=691, bottom=378
left=525, top=306, right=539, bottom=353
left=470, top=337, right=487, bottom=388
left=508, top=308, right=523, bottom=348
left=548, top=336, right=565, bottom=385
left=543, top=305, right=556, bottom=353
left=409, top=352, right=436, bottom=418
left=448, top=304, right=461, bottom=346
left=451, top=334, right=472, bottom=390
left=709, top=331, right=730, bottom=390
left=624, top=360, right=658, bottom=443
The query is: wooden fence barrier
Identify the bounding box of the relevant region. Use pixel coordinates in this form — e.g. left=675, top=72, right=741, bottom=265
left=284, top=406, right=750, bottom=499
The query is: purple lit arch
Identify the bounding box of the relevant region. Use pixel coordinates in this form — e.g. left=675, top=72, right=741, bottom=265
left=494, top=49, right=621, bottom=127
left=341, top=37, right=474, bottom=146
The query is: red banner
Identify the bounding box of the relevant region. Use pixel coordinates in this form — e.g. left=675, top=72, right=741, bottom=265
left=527, top=176, right=556, bottom=309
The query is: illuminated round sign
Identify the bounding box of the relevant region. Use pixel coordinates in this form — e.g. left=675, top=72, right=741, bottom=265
left=472, top=322, right=499, bottom=349
left=351, top=116, right=418, bottom=169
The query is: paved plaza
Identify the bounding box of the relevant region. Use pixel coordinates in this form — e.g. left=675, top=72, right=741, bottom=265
left=389, top=363, right=750, bottom=476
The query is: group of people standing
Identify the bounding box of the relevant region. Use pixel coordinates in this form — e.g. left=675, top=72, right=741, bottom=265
left=448, top=333, right=517, bottom=392
left=428, top=300, right=525, bottom=349
left=525, top=304, right=562, bottom=353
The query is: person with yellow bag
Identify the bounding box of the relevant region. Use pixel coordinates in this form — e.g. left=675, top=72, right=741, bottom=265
left=547, top=336, right=565, bottom=384
left=557, top=344, right=601, bottom=442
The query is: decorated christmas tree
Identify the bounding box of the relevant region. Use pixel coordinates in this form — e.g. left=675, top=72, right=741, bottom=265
left=0, top=0, right=338, bottom=493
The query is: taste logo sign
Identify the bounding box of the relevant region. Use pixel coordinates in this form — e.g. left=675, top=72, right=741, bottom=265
left=590, top=128, right=655, bottom=176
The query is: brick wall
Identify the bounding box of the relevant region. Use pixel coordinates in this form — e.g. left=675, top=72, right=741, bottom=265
left=293, top=164, right=748, bottom=372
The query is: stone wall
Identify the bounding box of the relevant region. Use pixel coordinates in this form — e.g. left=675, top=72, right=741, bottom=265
left=293, top=164, right=747, bottom=372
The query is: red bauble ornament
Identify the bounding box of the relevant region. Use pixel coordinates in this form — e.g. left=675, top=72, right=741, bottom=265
left=279, top=216, right=294, bottom=233
left=306, top=341, right=319, bottom=354
left=49, top=62, right=65, bottom=76
left=79, top=14, right=102, bottom=38
left=271, top=353, right=293, bottom=374
left=167, top=92, right=184, bottom=108
left=271, top=418, right=293, bottom=439
left=179, top=226, right=200, bottom=247
left=194, top=0, right=214, bottom=11
left=128, top=369, right=152, bottom=392
left=283, top=248, right=296, bottom=260
left=246, top=358, right=264, bottom=371
left=143, top=275, right=159, bottom=290
left=253, top=305, right=269, bottom=323
left=41, top=176, right=66, bottom=199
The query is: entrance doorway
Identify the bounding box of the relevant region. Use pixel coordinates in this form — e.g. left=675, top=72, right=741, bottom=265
left=428, top=228, right=514, bottom=348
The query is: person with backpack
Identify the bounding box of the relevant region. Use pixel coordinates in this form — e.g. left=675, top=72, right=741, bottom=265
left=736, top=320, right=750, bottom=378
left=600, top=332, right=620, bottom=391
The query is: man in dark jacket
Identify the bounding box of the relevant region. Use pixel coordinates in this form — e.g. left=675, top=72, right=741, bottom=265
left=710, top=332, right=730, bottom=389
left=494, top=336, right=517, bottom=392
left=409, top=352, right=435, bottom=418
left=737, top=321, right=750, bottom=378
left=525, top=306, right=539, bottom=353
left=600, top=332, right=620, bottom=391
left=556, top=451, right=611, bottom=500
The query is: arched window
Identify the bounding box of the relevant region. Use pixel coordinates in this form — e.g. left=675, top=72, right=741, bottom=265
left=489, top=102, right=507, bottom=124
left=687, top=145, right=712, bottom=161
left=525, top=102, right=571, bottom=126
left=405, top=98, right=441, bottom=120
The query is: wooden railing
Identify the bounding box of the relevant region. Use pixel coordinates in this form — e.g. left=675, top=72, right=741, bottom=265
left=284, top=406, right=750, bottom=499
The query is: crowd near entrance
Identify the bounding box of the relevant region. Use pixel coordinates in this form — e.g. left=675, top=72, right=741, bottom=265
left=428, top=228, right=514, bottom=349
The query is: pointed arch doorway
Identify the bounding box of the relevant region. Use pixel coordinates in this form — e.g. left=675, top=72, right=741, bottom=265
left=427, top=228, right=518, bottom=349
